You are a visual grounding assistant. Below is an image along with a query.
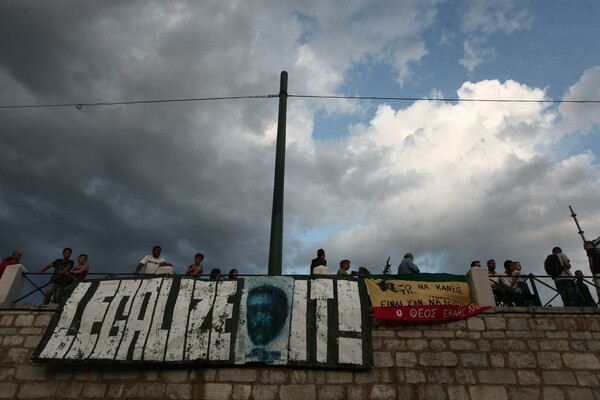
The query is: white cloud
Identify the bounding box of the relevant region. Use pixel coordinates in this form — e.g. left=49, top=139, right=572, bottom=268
left=458, top=1, right=533, bottom=73
left=559, top=65, right=600, bottom=133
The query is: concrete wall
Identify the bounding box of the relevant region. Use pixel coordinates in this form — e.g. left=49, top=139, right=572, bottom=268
left=1, top=304, right=599, bottom=400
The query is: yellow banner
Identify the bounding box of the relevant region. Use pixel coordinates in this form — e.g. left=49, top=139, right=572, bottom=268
left=364, top=275, right=470, bottom=307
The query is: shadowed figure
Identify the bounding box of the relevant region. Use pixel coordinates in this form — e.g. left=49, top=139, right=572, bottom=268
left=246, top=286, right=288, bottom=346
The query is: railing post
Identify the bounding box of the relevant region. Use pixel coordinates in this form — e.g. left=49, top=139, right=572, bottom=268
left=0, top=264, right=28, bottom=304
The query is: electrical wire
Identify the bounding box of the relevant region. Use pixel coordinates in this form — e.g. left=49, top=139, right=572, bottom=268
left=0, top=94, right=279, bottom=110
left=0, top=93, right=598, bottom=110
left=289, top=94, right=600, bottom=104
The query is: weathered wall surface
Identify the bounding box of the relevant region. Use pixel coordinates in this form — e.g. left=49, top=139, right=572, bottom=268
left=1, top=305, right=600, bottom=400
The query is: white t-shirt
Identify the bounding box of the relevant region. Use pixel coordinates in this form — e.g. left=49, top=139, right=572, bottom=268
left=139, top=255, right=165, bottom=275
left=555, top=253, right=573, bottom=280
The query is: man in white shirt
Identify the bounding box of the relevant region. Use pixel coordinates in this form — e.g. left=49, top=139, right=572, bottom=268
left=134, top=245, right=172, bottom=275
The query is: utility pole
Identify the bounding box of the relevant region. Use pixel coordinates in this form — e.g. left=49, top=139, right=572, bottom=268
left=268, top=71, right=288, bottom=275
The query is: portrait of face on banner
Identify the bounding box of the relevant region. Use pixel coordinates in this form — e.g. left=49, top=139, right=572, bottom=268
left=234, top=276, right=294, bottom=364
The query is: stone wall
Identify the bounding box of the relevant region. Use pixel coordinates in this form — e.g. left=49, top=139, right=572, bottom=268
left=1, top=304, right=600, bottom=400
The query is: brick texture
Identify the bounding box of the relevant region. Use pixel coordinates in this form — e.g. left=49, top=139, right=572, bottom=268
left=1, top=307, right=600, bottom=399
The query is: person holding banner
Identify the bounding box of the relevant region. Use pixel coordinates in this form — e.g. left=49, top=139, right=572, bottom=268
left=397, top=253, right=420, bottom=275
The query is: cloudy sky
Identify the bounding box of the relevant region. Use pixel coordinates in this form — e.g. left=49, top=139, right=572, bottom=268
left=1, top=1, right=599, bottom=285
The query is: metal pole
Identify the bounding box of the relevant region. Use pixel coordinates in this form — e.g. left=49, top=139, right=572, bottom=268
left=268, top=71, right=288, bottom=275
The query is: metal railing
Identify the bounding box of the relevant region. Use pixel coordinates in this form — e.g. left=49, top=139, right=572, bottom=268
left=491, top=273, right=600, bottom=308
left=15, top=271, right=600, bottom=308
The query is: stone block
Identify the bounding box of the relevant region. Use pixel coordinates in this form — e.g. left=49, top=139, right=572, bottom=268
left=0, top=383, right=17, bottom=399
left=490, top=352, right=505, bottom=368
left=406, top=338, right=428, bottom=350
left=508, top=352, right=537, bottom=368
left=354, top=370, right=377, bottom=384
left=33, top=314, right=52, bottom=327
left=165, top=384, right=192, bottom=400
left=106, top=383, right=125, bottom=398
left=571, top=340, right=587, bottom=351
left=427, top=369, right=454, bottom=383
left=417, top=384, right=447, bottom=400
left=539, top=340, right=569, bottom=351
left=563, top=353, right=600, bottom=369
left=447, top=385, right=469, bottom=400
left=162, top=369, right=190, bottom=382
left=478, top=369, right=517, bottom=384
left=15, top=365, right=47, bottom=380
left=82, top=383, right=107, bottom=399
left=537, top=352, right=564, bottom=369
left=381, top=339, right=405, bottom=350
left=429, top=339, right=447, bottom=351
left=19, top=328, right=42, bottom=335
left=279, top=384, right=316, bottom=400
left=325, top=371, right=353, bottom=384
left=565, top=387, right=595, bottom=400
left=0, top=315, right=14, bottom=326
left=554, top=318, right=578, bottom=331
left=395, top=352, right=417, bottom=367
left=424, top=330, right=455, bottom=338
left=0, top=368, right=14, bottom=381
left=24, top=336, right=41, bottom=349
left=542, top=386, right=566, bottom=400
left=218, top=368, right=257, bottom=382
left=3, top=335, right=23, bottom=346
left=5, top=348, right=29, bottom=363
left=484, top=316, right=506, bottom=330
left=419, top=352, right=457, bottom=367
left=529, top=318, right=556, bottom=331
left=18, top=382, right=59, bottom=398
left=251, top=385, right=278, bottom=400
left=571, top=331, right=593, bottom=339
left=139, top=383, right=166, bottom=399
left=290, top=370, right=308, bottom=384
left=460, top=353, right=488, bottom=368
left=491, top=339, right=527, bottom=351
left=231, top=384, right=251, bottom=400
left=542, top=371, right=577, bottom=385
left=258, top=369, right=287, bottom=384
left=468, top=385, right=507, bottom=400
left=507, top=317, right=529, bottom=331
left=518, top=370, right=541, bottom=385
left=449, top=339, right=477, bottom=350
left=196, top=383, right=232, bottom=400
left=404, top=369, right=426, bottom=383
left=454, top=368, right=476, bottom=384
left=373, top=352, right=394, bottom=368
left=395, top=330, right=422, bottom=338
left=466, top=317, right=485, bottom=331
left=546, top=331, right=569, bottom=338
left=347, top=386, right=366, bottom=400
left=370, top=385, right=396, bottom=400
left=575, top=370, right=600, bottom=387
left=318, top=385, right=345, bottom=400
left=482, top=331, right=506, bottom=338
left=14, top=315, right=35, bottom=327
left=506, top=387, right=541, bottom=399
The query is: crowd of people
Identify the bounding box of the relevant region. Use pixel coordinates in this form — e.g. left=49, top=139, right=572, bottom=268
left=2, top=242, right=598, bottom=307
left=475, top=243, right=600, bottom=308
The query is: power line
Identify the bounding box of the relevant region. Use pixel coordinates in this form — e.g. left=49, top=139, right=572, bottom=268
left=289, top=94, right=600, bottom=104
left=1, top=93, right=599, bottom=110
left=0, top=94, right=278, bottom=110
